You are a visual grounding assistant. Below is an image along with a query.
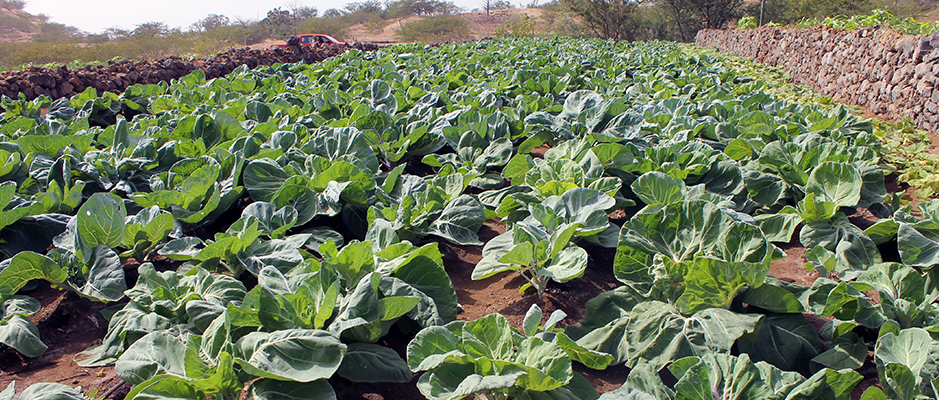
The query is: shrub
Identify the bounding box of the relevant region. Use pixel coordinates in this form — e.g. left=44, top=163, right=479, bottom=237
left=495, top=14, right=538, bottom=37
left=394, top=15, right=471, bottom=42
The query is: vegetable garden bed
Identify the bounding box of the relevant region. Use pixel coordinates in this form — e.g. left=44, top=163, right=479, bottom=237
left=0, top=38, right=932, bottom=400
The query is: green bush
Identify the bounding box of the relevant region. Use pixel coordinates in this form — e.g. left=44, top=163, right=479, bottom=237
left=737, top=16, right=758, bottom=29
left=496, top=14, right=539, bottom=38
left=394, top=15, right=470, bottom=42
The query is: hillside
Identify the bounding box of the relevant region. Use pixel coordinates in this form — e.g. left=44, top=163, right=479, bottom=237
left=0, top=5, right=41, bottom=43
left=343, top=8, right=550, bottom=43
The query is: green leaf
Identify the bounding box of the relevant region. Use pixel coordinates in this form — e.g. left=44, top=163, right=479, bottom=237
left=805, top=161, right=862, bottom=208
left=798, top=194, right=838, bottom=224
left=124, top=374, right=200, bottom=400
left=754, top=210, right=803, bottom=243
left=615, top=200, right=771, bottom=297
left=551, top=332, right=612, bottom=370
left=741, top=281, right=806, bottom=313
left=857, top=263, right=925, bottom=304
left=0, top=382, right=11, bottom=400
left=336, top=343, right=413, bottom=383
left=860, top=387, right=890, bottom=400
left=235, top=329, right=346, bottom=382
left=811, top=332, right=867, bottom=370
left=242, top=202, right=298, bottom=239
left=898, top=223, right=939, bottom=268
left=523, top=304, right=544, bottom=337
left=427, top=195, right=485, bottom=245
left=500, top=242, right=535, bottom=267
left=407, top=325, right=463, bottom=372
left=243, top=159, right=290, bottom=202
left=462, top=314, right=516, bottom=360
left=247, top=379, right=336, bottom=400
left=508, top=373, right=600, bottom=400
left=416, top=363, right=524, bottom=400
left=883, top=363, right=920, bottom=400
left=875, top=328, right=931, bottom=376
left=542, top=245, right=587, bottom=284
left=0, top=314, right=47, bottom=357
left=510, top=336, right=573, bottom=391
left=631, top=171, right=685, bottom=207
left=0, top=251, right=67, bottom=296
left=77, top=192, right=127, bottom=249
left=673, top=256, right=767, bottom=314
left=379, top=295, right=421, bottom=321
left=669, top=353, right=804, bottom=400
left=115, top=331, right=187, bottom=385
left=576, top=301, right=761, bottom=369
left=73, top=245, right=127, bottom=302
left=598, top=363, right=674, bottom=399
left=738, top=313, right=824, bottom=375
left=15, top=382, right=86, bottom=400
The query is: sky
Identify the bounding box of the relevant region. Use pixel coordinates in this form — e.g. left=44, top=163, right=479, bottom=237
left=23, top=0, right=495, bottom=34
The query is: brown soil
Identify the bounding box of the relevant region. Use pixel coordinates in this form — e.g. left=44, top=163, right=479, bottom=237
left=440, top=220, right=621, bottom=327
left=0, top=282, right=129, bottom=399
left=769, top=243, right=818, bottom=286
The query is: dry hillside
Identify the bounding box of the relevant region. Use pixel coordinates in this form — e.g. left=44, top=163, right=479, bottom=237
left=343, top=8, right=549, bottom=43
left=0, top=6, right=41, bottom=43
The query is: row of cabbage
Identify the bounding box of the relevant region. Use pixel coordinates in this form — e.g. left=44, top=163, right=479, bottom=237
left=0, top=37, right=932, bottom=399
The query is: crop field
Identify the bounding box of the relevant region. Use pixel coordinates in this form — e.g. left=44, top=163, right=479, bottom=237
left=0, top=37, right=933, bottom=399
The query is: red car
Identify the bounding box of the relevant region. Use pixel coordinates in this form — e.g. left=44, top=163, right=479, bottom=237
left=270, top=34, right=346, bottom=49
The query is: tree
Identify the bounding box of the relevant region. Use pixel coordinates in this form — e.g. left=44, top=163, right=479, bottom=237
left=492, top=0, right=514, bottom=8
left=660, top=0, right=697, bottom=41
left=132, top=22, right=170, bottom=39
left=231, top=16, right=265, bottom=45
left=682, top=0, right=744, bottom=29
left=193, top=14, right=230, bottom=32
left=286, top=0, right=318, bottom=19
left=104, top=27, right=131, bottom=41
left=32, top=22, right=84, bottom=43
left=344, top=0, right=383, bottom=13
left=562, top=0, right=640, bottom=40
left=387, top=0, right=457, bottom=16
left=322, top=8, right=345, bottom=17
left=262, top=7, right=295, bottom=38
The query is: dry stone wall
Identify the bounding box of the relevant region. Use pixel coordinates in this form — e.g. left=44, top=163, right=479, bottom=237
left=696, top=26, right=939, bottom=132
left=0, top=42, right=379, bottom=104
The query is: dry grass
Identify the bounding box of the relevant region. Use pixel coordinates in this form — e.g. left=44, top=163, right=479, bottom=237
left=341, top=8, right=548, bottom=44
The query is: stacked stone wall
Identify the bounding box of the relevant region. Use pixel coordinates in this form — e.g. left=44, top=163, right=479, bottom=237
left=696, top=26, right=939, bottom=132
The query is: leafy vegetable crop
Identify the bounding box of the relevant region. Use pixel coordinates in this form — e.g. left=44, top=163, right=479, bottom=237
left=0, top=36, right=924, bottom=399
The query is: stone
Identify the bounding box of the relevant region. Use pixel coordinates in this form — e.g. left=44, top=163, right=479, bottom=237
left=929, top=31, right=939, bottom=48
left=26, top=74, right=55, bottom=88
left=916, top=62, right=931, bottom=79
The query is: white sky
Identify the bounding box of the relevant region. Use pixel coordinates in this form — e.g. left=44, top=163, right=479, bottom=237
left=23, top=0, right=500, bottom=34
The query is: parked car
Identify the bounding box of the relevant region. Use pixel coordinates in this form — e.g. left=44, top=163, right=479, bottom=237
left=270, top=34, right=346, bottom=49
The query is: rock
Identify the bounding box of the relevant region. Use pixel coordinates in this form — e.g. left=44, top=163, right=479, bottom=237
left=0, top=43, right=365, bottom=103
left=27, top=74, right=56, bottom=88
